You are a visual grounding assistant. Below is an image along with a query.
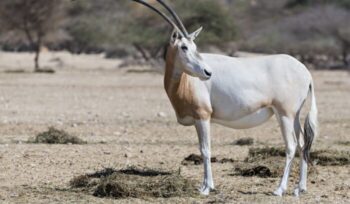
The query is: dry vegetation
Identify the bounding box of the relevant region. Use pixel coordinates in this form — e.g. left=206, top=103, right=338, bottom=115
left=70, top=167, right=197, bottom=199
left=30, top=127, right=86, bottom=144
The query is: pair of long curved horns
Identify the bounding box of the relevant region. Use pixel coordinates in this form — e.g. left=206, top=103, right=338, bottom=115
left=155, top=0, right=189, bottom=37
left=131, top=0, right=189, bottom=37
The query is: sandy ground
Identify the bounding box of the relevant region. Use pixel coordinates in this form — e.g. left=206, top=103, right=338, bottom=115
left=0, top=51, right=349, bottom=203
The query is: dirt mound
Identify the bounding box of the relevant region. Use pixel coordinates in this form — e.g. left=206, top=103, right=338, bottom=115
left=31, top=127, right=86, bottom=144
left=70, top=167, right=197, bottom=199
left=232, top=138, right=254, bottom=146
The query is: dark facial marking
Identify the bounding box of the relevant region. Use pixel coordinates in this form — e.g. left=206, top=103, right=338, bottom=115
left=181, top=45, right=188, bottom=52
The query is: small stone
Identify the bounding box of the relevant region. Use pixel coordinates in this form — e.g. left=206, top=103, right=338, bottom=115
left=157, top=112, right=167, bottom=118
left=113, top=131, right=121, bottom=136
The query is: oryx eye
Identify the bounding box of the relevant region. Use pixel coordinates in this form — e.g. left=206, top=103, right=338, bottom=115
left=181, top=46, right=188, bottom=52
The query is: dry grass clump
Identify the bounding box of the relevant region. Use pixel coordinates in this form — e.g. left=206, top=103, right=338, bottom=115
left=311, top=150, right=350, bottom=166
left=232, top=137, right=254, bottom=146
left=4, top=69, right=26, bottom=73
left=70, top=167, right=197, bottom=199
left=338, top=141, right=350, bottom=146
left=31, top=127, right=86, bottom=144
left=247, top=146, right=350, bottom=166
left=231, top=146, right=350, bottom=178
left=35, top=68, right=56, bottom=74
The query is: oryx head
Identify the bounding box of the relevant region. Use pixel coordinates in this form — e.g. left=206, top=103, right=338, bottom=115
left=131, top=0, right=212, bottom=80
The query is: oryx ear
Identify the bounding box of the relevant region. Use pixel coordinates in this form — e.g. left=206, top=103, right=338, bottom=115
left=189, top=27, right=203, bottom=41
left=170, top=29, right=181, bottom=44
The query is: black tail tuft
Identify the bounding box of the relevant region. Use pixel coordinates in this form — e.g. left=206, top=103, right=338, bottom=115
left=303, top=115, right=315, bottom=165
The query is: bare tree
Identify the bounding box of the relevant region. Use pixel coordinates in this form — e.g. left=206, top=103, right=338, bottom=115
left=0, top=0, right=65, bottom=71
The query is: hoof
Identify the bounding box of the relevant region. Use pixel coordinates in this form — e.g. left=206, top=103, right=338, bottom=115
left=199, top=185, right=214, bottom=196
left=272, top=188, right=285, bottom=197
left=294, top=187, right=306, bottom=197
left=199, top=188, right=210, bottom=195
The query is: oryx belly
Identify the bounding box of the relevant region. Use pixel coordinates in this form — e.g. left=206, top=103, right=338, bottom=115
left=212, top=107, right=274, bottom=129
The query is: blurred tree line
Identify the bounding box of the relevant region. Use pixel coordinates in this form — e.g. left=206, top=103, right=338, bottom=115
left=0, top=0, right=349, bottom=70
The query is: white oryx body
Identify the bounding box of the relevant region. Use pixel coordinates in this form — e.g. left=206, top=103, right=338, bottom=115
left=132, top=0, right=318, bottom=197
left=170, top=53, right=311, bottom=128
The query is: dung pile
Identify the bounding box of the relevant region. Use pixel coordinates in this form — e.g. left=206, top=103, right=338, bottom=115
left=70, top=167, right=197, bottom=199
left=31, top=127, right=86, bottom=144
left=181, top=154, right=234, bottom=165
left=232, top=137, right=254, bottom=146
left=232, top=157, right=290, bottom=178
left=234, top=165, right=272, bottom=178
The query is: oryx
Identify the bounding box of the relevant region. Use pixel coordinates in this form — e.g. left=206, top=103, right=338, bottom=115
left=131, top=0, right=318, bottom=196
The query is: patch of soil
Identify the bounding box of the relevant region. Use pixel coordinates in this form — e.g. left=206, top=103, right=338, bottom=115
left=30, top=127, right=86, bottom=144
left=232, top=138, right=254, bottom=146
left=70, top=167, right=197, bottom=199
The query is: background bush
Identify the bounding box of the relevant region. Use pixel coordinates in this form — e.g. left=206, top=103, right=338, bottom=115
left=0, top=0, right=349, bottom=69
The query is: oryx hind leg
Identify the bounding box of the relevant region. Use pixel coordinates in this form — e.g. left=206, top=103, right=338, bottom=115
left=272, top=109, right=298, bottom=196
left=294, top=108, right=308, bottom=196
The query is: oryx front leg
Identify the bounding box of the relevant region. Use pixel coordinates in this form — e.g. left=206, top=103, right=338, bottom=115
left=273, top=115, right=297, bottom=196
left=195, top=119, right=214, bottom=195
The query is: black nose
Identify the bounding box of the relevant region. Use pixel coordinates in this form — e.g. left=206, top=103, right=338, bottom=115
left=204, top=69, right=212, bottom=77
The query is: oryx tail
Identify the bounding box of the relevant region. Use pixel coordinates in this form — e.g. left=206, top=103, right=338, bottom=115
left=303, top=82, right=318, bottom=164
